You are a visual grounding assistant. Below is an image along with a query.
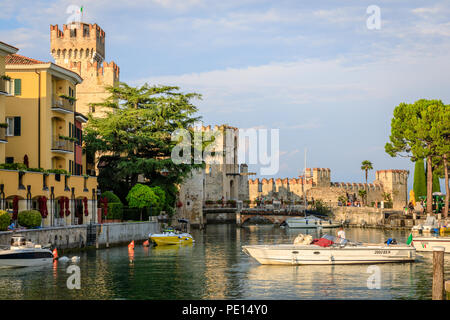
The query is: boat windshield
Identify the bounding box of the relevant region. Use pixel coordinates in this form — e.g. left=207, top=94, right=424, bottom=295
left=11, top=237, right=26, bottom=247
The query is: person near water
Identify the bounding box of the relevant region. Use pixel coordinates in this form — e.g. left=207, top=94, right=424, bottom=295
left=337, top=227, right=346, bottom=243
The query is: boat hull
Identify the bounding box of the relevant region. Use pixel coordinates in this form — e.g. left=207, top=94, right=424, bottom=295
left=242, top=244, right=416, bottom=265
left=0, top=249, right=54, bottom=268
left=412, top=237, right=450, bottom=253
left=149, top=233, right=193, bottom=246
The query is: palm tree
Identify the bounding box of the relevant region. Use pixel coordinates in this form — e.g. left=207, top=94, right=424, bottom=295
left=358, top=189, right=367, bottom=206
left=361, top=160, right=374, bottom=184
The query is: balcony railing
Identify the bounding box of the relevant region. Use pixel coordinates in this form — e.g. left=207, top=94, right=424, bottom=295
left=0, top=127, right=7, bottom=143
left=52, top=136, right=74, bottom=153
left=0, top=78, right=12, bottom=95
left=52, top=95, right=74, bottom=113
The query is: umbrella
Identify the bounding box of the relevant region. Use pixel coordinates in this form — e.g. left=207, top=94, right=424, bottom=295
left=12, top=196, right=19, bottom=220
left=83, top=197, right=89, bottom=216
left=65, top=197, right=70, bottom=216
left=58, top=197, right=65, bottom=218
left=409, top=190, right=416, bottom=207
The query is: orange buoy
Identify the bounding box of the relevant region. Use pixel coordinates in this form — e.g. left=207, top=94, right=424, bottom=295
left=143, top=240, right=149, bottom=247
left=52, top=248, right=58, bottom=260
left=128, top=240, right=135, bottom=250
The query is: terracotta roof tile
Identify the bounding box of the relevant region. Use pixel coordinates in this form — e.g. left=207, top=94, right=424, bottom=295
left=5, top=54, right=47, bottom=65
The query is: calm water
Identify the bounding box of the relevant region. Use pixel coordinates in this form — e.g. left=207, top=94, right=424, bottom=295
left=0, top=225, right=449, bottom=300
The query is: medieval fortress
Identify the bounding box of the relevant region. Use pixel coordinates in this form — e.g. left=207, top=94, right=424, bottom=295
left=50, top=23, right=120, bottom=118
left=47, top=22, right=409, bottom=226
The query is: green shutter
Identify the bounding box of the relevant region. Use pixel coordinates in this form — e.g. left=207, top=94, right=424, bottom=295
left=14, top=79, right=21, bottom=96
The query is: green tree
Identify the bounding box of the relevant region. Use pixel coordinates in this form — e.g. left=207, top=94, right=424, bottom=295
left=413, top=158, right=427, bottom=201
left=385, top=99, right=448, bottom=214
left=126, top=184, right=160, bottom=221
left=361, top=160, right=373, bottom=184
left=358, top=189, right=367, bottom=206
left=150, top=186, right=166, bottom=215
left=84, top=82, right=207, bottom=205
left=432, top=170, right=441, bottom=193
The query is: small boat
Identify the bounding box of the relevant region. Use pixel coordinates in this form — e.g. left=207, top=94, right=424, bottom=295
left=285, top=215, right=341, bottom=229
left=0, top=235, right=53, bottom=268
left=242, top=234, right=415, bottom=265
left=412, top=216, right=440, bottom=233
left=149, top=219, right=194, bottom=246
left=411, top=236, right=450, bottom=253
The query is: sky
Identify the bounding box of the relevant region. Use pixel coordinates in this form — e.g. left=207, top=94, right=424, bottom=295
left=1, top=0, right=449, bottom=191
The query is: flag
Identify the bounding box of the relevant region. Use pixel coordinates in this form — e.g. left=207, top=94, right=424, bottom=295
left=80, top=6, right=83, bottom=13
left=406, top=233, right=413, bottom=246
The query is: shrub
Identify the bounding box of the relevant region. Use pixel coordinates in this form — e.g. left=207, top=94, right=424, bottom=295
left=17, top=210, right=42, bottom=228
left=0, top=163, right=28, bottom=171
left=101, top=191, right=123, bottom=220
left=150, top=186, right=166, bottom=215
left=0, top=210, right=11, bottom=231
left=106, top=202, right=123, bottom=220
left=101, top=191, right=122, bottom=204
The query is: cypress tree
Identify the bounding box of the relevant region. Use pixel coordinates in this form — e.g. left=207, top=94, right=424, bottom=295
left=413, top=158, right=427, bottom=201
left=432, top=171, right=441, bottom=193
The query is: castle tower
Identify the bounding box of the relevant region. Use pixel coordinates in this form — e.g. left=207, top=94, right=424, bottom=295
left=50, top=23, right=120, bottom=118
left=375, top=170, right=409, bottom=210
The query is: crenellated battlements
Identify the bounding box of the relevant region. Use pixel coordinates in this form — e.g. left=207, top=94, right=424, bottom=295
left=200, top=124, right=238, bottom=132
left=50, top=21, right=120, bottom=117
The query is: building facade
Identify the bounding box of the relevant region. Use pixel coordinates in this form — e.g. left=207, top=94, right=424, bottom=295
left=0, top=45, right=98, bottom=227
left=50, top=22, right=120, bottom=175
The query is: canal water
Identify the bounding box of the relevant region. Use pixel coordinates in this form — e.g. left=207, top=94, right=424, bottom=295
left=0, top=225, right=449, bottom=300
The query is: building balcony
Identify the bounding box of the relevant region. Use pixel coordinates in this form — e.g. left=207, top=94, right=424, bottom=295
left=52, top=95, right=74, bottom=114
left=0, top=77, right=13, bottom=95
left=51, top=136, right=74, bottom=153
left=0, top=127, right=7, bottom=143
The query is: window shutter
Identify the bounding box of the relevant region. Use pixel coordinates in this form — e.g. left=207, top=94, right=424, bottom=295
left=13, top=117, right=21, bottom=136
left=14, top=79, right=21, bottom=96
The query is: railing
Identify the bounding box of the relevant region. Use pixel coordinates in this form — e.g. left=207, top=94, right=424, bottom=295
left=52, top=95, right=74, bottom=113
left=51, top=136, right=74, bottom=152
left=0, top=127, right=7, bottom=142
left=0, top=78, right=12, bottom=95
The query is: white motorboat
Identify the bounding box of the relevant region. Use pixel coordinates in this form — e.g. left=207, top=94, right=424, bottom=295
left=411, top=236, right=450, bottom=253
left=0, top=235, right=54, bottom=268
left=412, top=216, right=440, bottom=233
left=242, top=234, right=416, bottom=265
left=285, top=215, right=341, bottom=229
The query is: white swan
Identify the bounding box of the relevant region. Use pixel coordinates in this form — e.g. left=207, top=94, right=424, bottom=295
left=71, top=256, right=80, bottom=263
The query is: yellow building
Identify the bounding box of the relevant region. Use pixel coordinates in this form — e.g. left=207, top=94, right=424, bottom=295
left=0, top=42, right=18, bottom=163
left=0, top=46, right=98, bottom=227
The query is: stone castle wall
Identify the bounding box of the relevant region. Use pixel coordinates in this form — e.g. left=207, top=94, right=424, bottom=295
left=247, top=168, right=408, bottom=210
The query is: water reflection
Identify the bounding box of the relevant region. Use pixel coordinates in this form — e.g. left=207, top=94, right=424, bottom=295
left=0, top=225, right=448, bottom=300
